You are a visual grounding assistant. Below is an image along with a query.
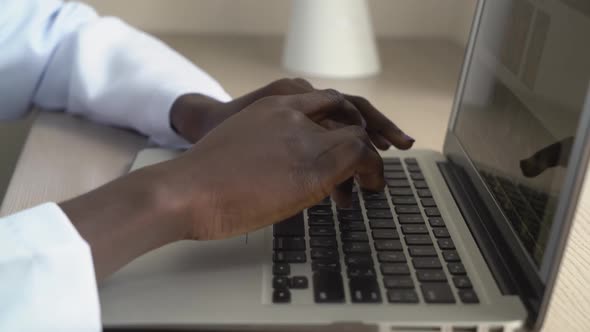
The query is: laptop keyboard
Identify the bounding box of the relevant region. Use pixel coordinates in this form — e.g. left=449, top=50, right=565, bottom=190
left=271, top=157, right=479, bottom=305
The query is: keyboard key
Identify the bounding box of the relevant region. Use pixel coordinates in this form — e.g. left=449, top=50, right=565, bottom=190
left=363, top=191, right=387, bottom=200
left=421, top=198, right=437, bottom=207
left=416, top=270, right=447, bottom=282
left=369, top=220, right=396, bottom=229
left=395, top=206, right=421, bottom=214
left=404, top=158, right=418, bottom=165
left=273, top=237, right=306, bottom=251
left=421, top=283, right=455, bottom=303
left=337, top=201, right=361, bottom=212
left=309, top=227, right=336, bottom=237
left=413, top=257, right=442, bottom=269
left=313, top=271, right=345, bottom=303
left=273, top=213, right=305, bottom=237
left=447, top=262, right=466, bottom=275
left=365, top=200, right=391, bottom=210
left=310, top=237, right=338, bottom=248
left=311, top=248, right=339, bottom=260
left=406, top=165, right=421, bottom=173
left=312, top=260, right=340, bottom=272
left=438, top=238, right=455, bottom=249
left=338, top=210, right=364, bottom=221
left=425, top=208, right=441, bottom=217
left=453, top=276, right=473, bottom=289
left=345, top=254, right=374, bottom=267
left=405, top=235, right=433, bottom=246
left=347, top=267, right=377, bottom=278
left=384, top=157, right=402, bottom=165
left=349, top=277, right=382, bottom=303
left=413, top=181, right=429, bottom=189
left=381, top=263, right=410, bottom=275
left=398, top=215, right=425, bottom=224
left=429, top=217, right=445, bottom=227
left=432, top=228, right=450, bottom=238
left=378, top=251, right=406, bottom=263
left=375, top=240, right=403, bottom=251
left=401, top=224, right=428, bottom=234
left=340, top=222, right=366, bottom=232
left=308, top=206, right=333, bottom=216
left=408, top=246, right=438, bottom=257
left=386, top=179, right=410, bottom=188
left=273, top=263, right=290, bottom=276
left=389, top=188, right=414, bottom=196
left=384, top=171, right=408, bottom=179
left=308, top=216, right=334, bottom=227
left=290, top=276, right=309, bottom=289
left=341, top=231, right=369, bottom=242
left=372, top=229, right=399, bottom=239
left=343, top=242, right=372, bottom=254
left=442, top=250, right=461, bottom=262
left=383, top=276, right=414, bottom=289
left=384, top=164, right=404, bottom=172
left=272, top=289, right=291, bottom=303
left=273, top=251, right=306, bottom=263
left=417, top=189, right=432, bottom=198
left=367, top=210, right=393, bottom=219
left=458, top=289, right=479, bottom=303
left=410, top=173, right=425, bottom=180
left=387, top=289, right=419, bottom=303
left=391, top=197, right=417, bottom=205
left=273, top=276, right=290, bottom=289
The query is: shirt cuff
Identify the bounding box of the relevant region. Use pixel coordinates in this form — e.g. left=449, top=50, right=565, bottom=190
left=0, top=203, right=101, bottom=332
left=145, top=80, right=232, bottom=148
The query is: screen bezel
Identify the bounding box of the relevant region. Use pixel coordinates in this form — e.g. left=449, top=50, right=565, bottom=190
left=443, top=0, right=590, bottom=327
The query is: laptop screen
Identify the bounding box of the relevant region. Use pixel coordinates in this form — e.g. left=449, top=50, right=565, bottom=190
left=453, top=0, right=590, bottom=268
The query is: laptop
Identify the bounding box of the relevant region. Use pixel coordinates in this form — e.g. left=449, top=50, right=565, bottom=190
left=100, top=0, right=590, bottom=331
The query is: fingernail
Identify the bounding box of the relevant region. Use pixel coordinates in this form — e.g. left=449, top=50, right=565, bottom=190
left=404, top=134, right=415, bottom=142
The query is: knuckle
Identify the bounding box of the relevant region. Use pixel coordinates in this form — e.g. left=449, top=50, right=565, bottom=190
left=286, top=108, right=306, bottom=123
left=267, top=78, right=296, bottom=94
left=322, top=89, right=344, bottom=103
left=293, top=77, right=313, bottom=87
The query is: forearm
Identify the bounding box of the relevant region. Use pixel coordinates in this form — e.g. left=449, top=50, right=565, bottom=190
left=59, top=168, right=186, bottom=281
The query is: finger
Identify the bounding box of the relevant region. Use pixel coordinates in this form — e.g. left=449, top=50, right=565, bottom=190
left=332, top=178, right=354, bottom=208
left=229, top=78, right=310, bottom=110
left=312, top=125, right=384, bottom=195
left=345, top=94, right=415, bottom=150
left=368, top=132, right=391, bottom=150
left=279, top=90, right=366, bottom=127
left=292, top=77, right=315, bottom=90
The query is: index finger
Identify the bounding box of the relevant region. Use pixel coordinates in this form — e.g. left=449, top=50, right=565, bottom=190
left=312, top=125, right=385, bottom=196
left=345, top=94, right=415, bottom=150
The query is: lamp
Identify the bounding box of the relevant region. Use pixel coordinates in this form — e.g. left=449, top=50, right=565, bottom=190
left=282, top=0, right=381, bottom=78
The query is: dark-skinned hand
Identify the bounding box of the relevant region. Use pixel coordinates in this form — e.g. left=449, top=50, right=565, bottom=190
left=170, top=78, right=415, bottom=150
left=60, top=90, right=412, bottom=280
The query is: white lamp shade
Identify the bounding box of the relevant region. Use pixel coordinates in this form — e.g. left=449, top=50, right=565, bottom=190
left=282, top=0, right=381, bottom=78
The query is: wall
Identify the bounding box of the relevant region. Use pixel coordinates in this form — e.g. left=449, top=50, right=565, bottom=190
left=80, top=0, right=477, bottom=46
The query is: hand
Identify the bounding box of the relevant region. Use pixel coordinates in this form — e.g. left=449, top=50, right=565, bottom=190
left=153, top=90, right=385, bottom=240
left=60, top=90, right=388, bottom=279
left=170, top=78, right=415, bottom=150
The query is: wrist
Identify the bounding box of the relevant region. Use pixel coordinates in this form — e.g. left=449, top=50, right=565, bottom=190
left=170, top=93, right=230, bottom=143
left=59, top=168, right=187, bottom=280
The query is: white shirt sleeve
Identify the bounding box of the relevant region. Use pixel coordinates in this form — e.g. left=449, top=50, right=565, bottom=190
left=0, top=0, right=231, bottom=147
left=0, top=203, right=101, bottom=332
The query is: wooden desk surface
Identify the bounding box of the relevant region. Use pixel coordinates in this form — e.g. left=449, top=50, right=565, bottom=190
left=1, top=36, right=588, bottom=331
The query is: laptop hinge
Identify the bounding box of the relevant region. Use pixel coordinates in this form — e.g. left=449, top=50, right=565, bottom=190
left=438, top=161, right=517, bottom=295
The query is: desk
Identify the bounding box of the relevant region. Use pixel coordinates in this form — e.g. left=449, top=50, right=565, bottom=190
left=1, top=36, right=588, bottom=331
